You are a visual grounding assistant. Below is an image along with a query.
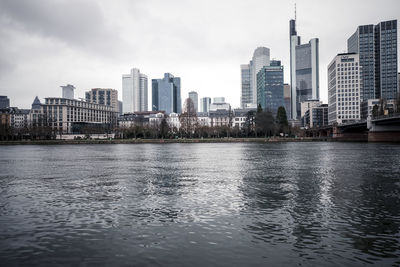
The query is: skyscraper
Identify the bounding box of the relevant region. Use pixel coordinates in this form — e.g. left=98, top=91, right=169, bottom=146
left=289, top=18, right=320, bottom=120
left=256, top=60, right=284, bottom=115
left=199, top=97, right=211, bottom=113
left=251, top=47, right=270, bottom=106
left=188, top=91, right=198, bottom=112
left=240, top=64, right=251, bottom=108
left=241, top=47, right=270, bottom=107
left=152, top=73, right=181, bottom=114
left=122, top=68, right=148, bottom=114
left=348, top=20, right=398, bottom=100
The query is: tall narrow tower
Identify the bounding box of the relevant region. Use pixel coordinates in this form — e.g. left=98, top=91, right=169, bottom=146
left=289, top=7, right=320, bottom=120
left=289, top=16, right=300, bottom=120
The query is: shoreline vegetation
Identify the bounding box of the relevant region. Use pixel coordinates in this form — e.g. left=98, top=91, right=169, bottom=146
left=0, top=137, right=346, bottom=145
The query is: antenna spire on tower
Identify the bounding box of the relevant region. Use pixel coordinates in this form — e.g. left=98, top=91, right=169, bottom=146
left=295, top=3, right=297, bottom=21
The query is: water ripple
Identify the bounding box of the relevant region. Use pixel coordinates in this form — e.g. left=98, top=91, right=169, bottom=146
left=0, top=143, right=399, bottom=266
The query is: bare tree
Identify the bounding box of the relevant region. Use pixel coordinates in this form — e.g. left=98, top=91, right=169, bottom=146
left=179, top=98, right=198, bottom=138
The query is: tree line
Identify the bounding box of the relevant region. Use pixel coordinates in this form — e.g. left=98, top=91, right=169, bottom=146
left=0, top=98, right=295, bottom=140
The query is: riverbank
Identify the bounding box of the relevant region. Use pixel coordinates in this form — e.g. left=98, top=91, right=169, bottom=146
left=0, top=137, right=331, bottom=145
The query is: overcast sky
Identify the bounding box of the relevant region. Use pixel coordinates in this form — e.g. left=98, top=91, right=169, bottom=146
left=0, top=0, right=399, bottom=109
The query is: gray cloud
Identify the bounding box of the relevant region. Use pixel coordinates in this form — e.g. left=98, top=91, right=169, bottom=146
left=0, top=0, right=399, bottom=109
left=0, top=0, right=122, bottom=56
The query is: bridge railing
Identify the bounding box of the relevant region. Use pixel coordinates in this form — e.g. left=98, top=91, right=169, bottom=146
left=338, top=120, right=367, bottom=127
left=371, top=112, right=400, bottom=121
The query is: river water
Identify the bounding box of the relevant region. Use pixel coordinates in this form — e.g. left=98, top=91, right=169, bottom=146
left=0, top=143, right=399, bottom=266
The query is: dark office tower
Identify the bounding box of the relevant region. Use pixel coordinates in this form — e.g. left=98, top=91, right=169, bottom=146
left=256, top=60, right=285, bottom=115
left=375, top=20, right=398, bottom=99
left=152, top=73, right=182, bottom=114
left=348, top=20, right=398, bottom=100
left=289, top=19, right=299, bottom=120
left=0, top=96, right=10, bottom=109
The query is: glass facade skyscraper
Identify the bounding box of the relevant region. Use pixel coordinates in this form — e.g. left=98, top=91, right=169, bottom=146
left=199, top=97, right=211, bottom=113
left=188, top=91, right=198, bottom=112
left=347, top=20, right=398, bottom=100
left=152, top=73, right=181, bottom=114
left=289, top=19, right=320, bottom=120
left=251, top=47, right=270, bottom=105
left=241, top=47, right=270, bottom=108
left=376, top=20, right=398, bottom=99
left=240, top=64, right=251, bottom=108
left=256, top=61, right=284, bottom=115
left=348, top=25, right=374, bottom=100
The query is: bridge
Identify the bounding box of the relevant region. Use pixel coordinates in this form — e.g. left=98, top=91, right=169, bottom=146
left=304, top=114, right=400, bottom=142
left=368, top=113, right=400, bottom=142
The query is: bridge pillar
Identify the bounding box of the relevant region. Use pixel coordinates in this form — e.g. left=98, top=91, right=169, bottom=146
left=368, top=116, right=400, bottom=142
left=333, top=125, right=368, bottom=141
left=368, top=131, right=400, bottom=142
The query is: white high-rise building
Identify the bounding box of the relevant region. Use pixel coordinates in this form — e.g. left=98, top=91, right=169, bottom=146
left=122, top=68, right=148, bottom=114
left=199, top=97, right=211, bottom=113
left=328, top=53, right=361, bottom=125
left=241, top=47, right=270, bottom=107
left=61, top=84, right=75, bottom=99
left=188, top=91, right=198, bottom=112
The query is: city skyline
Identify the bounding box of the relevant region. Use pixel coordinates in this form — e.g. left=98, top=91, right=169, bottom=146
left=0, top=0, right=399, bottom=110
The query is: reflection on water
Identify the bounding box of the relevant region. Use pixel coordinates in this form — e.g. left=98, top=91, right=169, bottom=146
left=0, top=143, right=399, bottom=266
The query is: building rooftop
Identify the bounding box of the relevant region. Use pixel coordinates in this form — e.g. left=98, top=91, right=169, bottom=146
left=337, top=52, right=357, bottom=56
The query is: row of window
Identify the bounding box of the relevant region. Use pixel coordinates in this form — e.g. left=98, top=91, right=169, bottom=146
left=338, top=115, right=359, bottom=119
left=338, top=105, right=359, bottom=109
left=337, top=62, right=358, bottom=67
left=45, top=100, right=113, bottom=110
left=338, top=76, right=359, bottom=80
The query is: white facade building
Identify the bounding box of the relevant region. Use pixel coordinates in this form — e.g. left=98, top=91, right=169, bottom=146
left=61, top=84, right=75, bottom=99
left=122, top=68, right=148, bottom=114
left=167, top=112, right=180, bottom=130
left=233, top=114, right=247, bottom=129
left=9, top=108, right=30, bottom=129
left=328, top=53, right=361, bottom=125
left=210, top=97, right=230, bottom=111
left=197, top=112, right=211, bottom=127
left=149, top=112, right=165, bottom=127
left=33, top=97, right=118, bottom=134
